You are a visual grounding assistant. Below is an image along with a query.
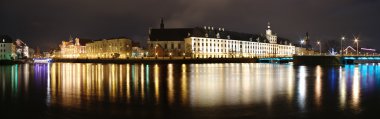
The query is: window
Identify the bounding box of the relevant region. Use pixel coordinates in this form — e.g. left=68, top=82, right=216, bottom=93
left=171, top=44, right=174, bottom=49
left=178, top=44, right=181, bottom=49
left=165, top=44, right=167, bottom=49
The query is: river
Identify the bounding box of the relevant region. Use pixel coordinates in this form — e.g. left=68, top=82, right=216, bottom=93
left=1, top=63, right=380, bottom=118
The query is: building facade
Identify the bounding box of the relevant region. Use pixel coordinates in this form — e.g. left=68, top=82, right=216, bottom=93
left=58, top=38, right=90, bottom=58
left=15, top=39, right=30, bottom=59
left=148, top=21, right=295, bottom=58
left=85, top=38, right=132, bottom=59
left=0, top=35, right=16, bottom=60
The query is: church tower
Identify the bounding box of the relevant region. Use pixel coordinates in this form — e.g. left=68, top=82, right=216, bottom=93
left=304, top=32, right=312, bottom=50
left=160, top=18, right=165, bottom=29
left=266, top=22, right=277, bottom=44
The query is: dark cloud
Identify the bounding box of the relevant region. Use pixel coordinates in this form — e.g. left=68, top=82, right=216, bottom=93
left=1, top=0, right=380, bottom=51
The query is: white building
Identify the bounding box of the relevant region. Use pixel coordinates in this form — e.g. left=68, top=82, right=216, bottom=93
left=0, top=35, right=16, bottom=60
left=148, top=21, right=295, bottom=58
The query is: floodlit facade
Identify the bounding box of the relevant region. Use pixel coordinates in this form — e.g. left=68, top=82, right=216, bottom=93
left=184, top=37, right=295, bottom=58
left=58, top=38, right=90, bottom=58
left=148, top=21, right=295, bottom=58
left=56, top=37, right=133, bottom=59
left=85, top=38, right=132, bottom=58
left=15, top=39, right=30, bottom=59
left=0, top=35, right=16, bottom=60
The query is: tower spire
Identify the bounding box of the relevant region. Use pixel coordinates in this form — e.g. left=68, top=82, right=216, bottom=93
left=267, top=22, right=271, bottom=29
left=69, top=34, right=73, bottom=42
left=160, top=17, right=165, bottom=29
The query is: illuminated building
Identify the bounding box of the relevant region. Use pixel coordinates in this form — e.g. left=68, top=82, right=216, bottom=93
left=58, top=37, right=91, bottom=58
left=55, top=37, right=133, bottom=59
left=85, top=37, right=132, bottom=58
left=148, top=20, right=295, bottom=58
left=15, top=39, right=30, bottom=59
left=0, top=35, right=16, bottom=60
left=131, top=46, right=145, bottom=57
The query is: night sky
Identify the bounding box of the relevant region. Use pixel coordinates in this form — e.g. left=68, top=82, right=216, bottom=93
left=1, top=0, right=380, bottom=51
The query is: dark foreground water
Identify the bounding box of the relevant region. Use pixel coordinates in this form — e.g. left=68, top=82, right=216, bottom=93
left=1, top=63, right=380, bottom=118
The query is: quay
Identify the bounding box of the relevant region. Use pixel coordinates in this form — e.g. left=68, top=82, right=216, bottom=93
left=52, top=57, right=257, bottom=64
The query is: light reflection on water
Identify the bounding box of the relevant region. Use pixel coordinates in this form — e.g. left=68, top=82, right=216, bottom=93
left=1, top=63, right=380, bottom=117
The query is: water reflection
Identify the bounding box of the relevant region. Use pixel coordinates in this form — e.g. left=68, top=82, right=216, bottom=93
left=315, top=66, right=322, bottom=108
left=352, top=66, right=360, bottom=110
left=340, top=66, right=347, bottom=109
left=2, top=63, right=380, bottom=114
left=298, top=66, right=307, bottom=111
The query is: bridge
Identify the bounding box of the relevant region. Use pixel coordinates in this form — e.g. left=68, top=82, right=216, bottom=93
left=342, top=56, right=380, bottom=64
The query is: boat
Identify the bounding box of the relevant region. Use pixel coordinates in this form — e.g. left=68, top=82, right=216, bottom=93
left=33, top=58, right=52, bottom=63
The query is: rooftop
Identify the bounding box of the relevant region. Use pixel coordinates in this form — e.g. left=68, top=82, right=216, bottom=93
left=149, top=27, right=291, bottom=45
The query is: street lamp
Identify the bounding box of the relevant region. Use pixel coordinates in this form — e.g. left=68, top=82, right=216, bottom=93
left=300, top=40, right=305, bottom=55
left=317, top=41, right=321, bottom=55
left=341, top=36, right=345, bottom=56
left=354, top=38, right=359, bottom=55
left=154, top=44, right=158, bottom=54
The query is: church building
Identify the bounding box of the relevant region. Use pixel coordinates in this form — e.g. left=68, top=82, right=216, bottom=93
left=147, top=19, right=295, bottom=58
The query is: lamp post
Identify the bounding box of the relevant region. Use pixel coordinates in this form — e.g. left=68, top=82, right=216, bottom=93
left=317, top=41, right=321, bottom=55
left=300, top=40, right=305, bottom=55
left=354, top=38, right=359, bottom=55
left=155, top=44, right=158, bottom=59
left=341, top=36, right=345, bottom=56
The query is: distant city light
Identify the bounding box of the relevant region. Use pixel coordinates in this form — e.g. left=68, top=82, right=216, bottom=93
left=361, top=48, right=376, bottom=52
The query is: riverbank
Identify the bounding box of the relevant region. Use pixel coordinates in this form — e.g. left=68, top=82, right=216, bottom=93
left=52, top=58, right=258, bottom=64
left=0, top=60, right=25, bottom=65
